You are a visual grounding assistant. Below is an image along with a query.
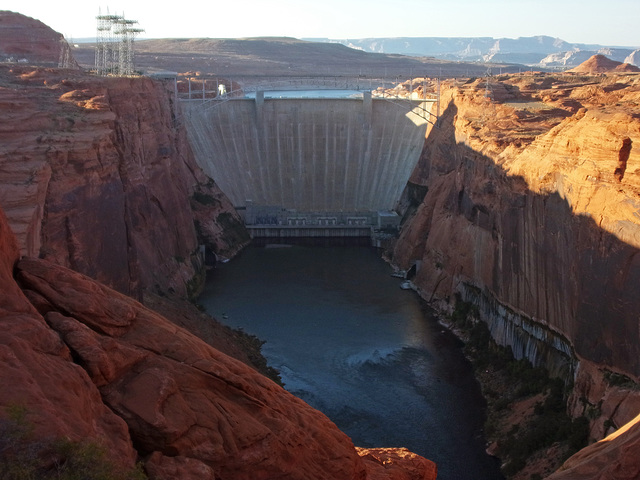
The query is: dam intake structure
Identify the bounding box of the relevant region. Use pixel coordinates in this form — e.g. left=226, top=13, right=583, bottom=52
left=180, top=78, right=437, bottom=238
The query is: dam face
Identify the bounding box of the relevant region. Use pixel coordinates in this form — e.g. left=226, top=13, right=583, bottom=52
left=183, top=93, right=431, bottom=225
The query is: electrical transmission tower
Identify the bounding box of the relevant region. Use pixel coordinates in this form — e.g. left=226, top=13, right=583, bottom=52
left=95, top=9, right=118, bottom=75
left=95, top=8, right=143, bottom=76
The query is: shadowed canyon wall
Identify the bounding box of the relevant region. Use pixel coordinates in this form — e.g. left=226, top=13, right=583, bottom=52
left=183, top=95, right=431, bottom=211
left=392, top=75, right=640, bottom=443
left=0, top=65, right=248, bottom=299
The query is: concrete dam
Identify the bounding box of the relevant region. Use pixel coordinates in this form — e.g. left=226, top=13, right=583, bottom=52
left=182, top=90, right=434, bottom=236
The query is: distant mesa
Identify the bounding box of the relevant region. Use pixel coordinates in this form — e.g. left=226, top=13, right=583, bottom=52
left=568, top=54, right=640, bottom=73
left=317, top=36, right=640, bottom=69
left=624, top=50, right=640, bottom=67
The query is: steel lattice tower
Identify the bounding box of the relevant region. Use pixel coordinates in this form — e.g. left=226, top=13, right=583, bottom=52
left=95, top=8, right=143, bottom=76
left=114, top=17, right=144, bottom=76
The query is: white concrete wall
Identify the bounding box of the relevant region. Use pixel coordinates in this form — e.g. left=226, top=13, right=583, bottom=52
left=183, top=96, right=430, bottom=212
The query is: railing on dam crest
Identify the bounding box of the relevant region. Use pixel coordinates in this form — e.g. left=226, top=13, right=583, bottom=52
left=173, top=75, right=440, bottom=125
left=174, top=73, right=437, bottom=239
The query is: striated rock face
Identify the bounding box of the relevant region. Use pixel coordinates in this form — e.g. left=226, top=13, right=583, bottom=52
left=0, top=204, right=436, bottom=480
left=391, top=73, right=640, bottom=456
left=0, top=64, right=249, bottom=299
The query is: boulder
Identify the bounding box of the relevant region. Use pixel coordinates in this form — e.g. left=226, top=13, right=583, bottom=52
left=0, top=208, right=138, bottom=469
left=17, top=255, right=429, bottom=479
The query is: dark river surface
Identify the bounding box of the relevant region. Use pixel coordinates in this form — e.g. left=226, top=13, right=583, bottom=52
left=199, top=243, right=504, bottom=480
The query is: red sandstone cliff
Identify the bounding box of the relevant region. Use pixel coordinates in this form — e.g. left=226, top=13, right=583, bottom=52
left=546, top=412, right=640, bottom=480
left=395, top=72, right=640, bottom=376
left=391, top=72, right=640, bottom=477
left=0, top=207, right=139, bottom=470
left=0, top=64, right=249, bottom=299
left=0, top=202, right=436, bottom=479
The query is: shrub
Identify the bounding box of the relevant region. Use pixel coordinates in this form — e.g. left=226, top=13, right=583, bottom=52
left=0, top=406, right=146, bottom=480
left=449, top=298, right=590, bottom=478
left=603, top=370, right=640, bottom=390
left=450, top=294, right=475, bottom=328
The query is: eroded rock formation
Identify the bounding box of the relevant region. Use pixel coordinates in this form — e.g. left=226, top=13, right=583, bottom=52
left=0, top=207, right=138, bottom=469
left=0, top=64, right=249, bottom=299
left=0, top=11, right=75, bottom=66
left=391, top=68, right=640, bottom=476
left=1, top=203, right=436, bottom=479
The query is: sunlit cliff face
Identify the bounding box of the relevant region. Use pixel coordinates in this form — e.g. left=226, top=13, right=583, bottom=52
left=389, top=73, right=640, bottom=478
left=392, top=73, right=640, bottom=381
left=428, top=76, right=640, bottom=250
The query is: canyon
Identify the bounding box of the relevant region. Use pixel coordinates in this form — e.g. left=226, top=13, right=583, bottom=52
left=389, top=67, right=640, bottom=477
left=2, top=9, right=640, bottom=480
left=0, top=11, right=435, bottom=480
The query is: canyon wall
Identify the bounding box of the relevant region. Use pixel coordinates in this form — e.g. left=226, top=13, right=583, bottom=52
left=392, top=74, right=640, bottom=442
left=0, top=65, right=249, bottom=299
left=0, top=203, right=436, bottom=479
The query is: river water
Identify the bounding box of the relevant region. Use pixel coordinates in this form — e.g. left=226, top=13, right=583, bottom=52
left=199, top=243, right=503, bottom=480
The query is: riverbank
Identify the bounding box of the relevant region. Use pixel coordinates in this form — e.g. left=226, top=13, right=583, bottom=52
left=436, top=296, right=590, bottom=479
left=382, top=239, right=589, bottom=478
left=189, top=239, right=585, bottom=479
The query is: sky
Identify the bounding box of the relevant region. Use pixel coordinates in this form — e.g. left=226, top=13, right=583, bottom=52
left=3, top=0, right=639, bottom=48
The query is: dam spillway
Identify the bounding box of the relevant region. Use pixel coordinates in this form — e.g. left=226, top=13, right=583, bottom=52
left=182, top=92, right=432, bottom=222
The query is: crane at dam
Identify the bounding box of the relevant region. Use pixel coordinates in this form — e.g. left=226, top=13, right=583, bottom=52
left=177, top=76, right=438, bottom=240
